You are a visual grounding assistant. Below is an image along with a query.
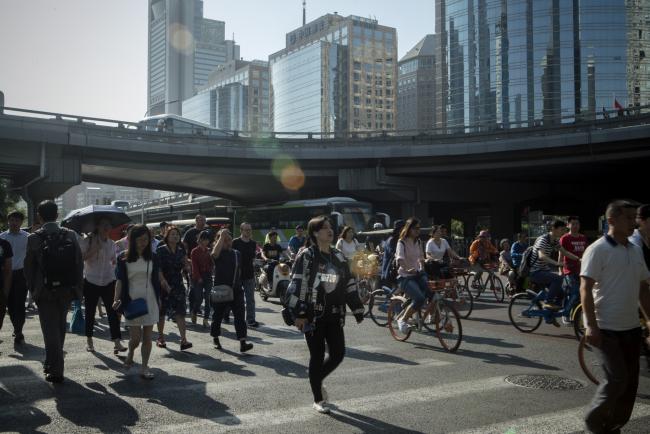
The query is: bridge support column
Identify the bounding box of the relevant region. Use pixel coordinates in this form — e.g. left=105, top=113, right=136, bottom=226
left=489, top=201, right=518, bottom=241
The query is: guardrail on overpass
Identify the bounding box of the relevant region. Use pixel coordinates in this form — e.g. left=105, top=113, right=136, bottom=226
left=2, top=104, right=650, bottom=144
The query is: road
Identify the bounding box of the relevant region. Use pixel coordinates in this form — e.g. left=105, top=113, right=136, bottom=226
left=1, top=292, right=649, bottom=433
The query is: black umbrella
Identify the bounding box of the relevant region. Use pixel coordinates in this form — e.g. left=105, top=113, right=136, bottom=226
left=61, top=205, right=132, bottom=233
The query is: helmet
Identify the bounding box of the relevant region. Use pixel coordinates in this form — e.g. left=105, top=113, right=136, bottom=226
left=373, top=222, right=384, bottom=230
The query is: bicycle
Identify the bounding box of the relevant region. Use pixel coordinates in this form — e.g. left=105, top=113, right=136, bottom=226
left=366, top=283, right=399, bottom=327
left=508, top=277, right=582, bottom=338
left=467, top=263, right=505, bottom=302
left=578, top=310, right=650, bottom=385
left=387, top=285, right=463, bottom=352
left=439, top=270, right=474, bottom=319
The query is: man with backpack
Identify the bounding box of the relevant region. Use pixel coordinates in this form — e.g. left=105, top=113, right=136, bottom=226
left=24, top=200, right=83, bottom=383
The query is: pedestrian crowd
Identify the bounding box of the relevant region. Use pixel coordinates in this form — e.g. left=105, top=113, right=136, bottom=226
left=0, top=199, right=649, bottom=427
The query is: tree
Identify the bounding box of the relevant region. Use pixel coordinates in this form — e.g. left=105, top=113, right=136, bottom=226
left=0, top=178, right=21, bottom=226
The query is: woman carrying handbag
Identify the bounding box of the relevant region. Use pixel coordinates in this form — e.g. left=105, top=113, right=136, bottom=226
left=112, top=225, right=161, bottom=380
left=210, top=228, right=253, bottom=353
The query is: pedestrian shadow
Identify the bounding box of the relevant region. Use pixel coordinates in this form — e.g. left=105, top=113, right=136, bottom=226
left=346, top=346, right=418, bottom=366
left=460, top=335, right=524, bottom=349
left=254, top=307, right=276, bottom=313
left=0, top=365, right=52, bottom=433
left=413, top=343, right=560, bottom=371
left=328, top=407, right=425, bottom=433
left=160, top=350, right=257, bottom=377
left=109, top=369, right=241, bottom=427
left=7, top=341, right=44, bottom=364
left=219, top=349, right=308, bottom=379
left=53, top=378, right=139, bottom=431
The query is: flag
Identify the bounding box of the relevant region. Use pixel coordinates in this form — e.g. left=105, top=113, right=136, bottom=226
left=614, top=99, right=623, bottom=110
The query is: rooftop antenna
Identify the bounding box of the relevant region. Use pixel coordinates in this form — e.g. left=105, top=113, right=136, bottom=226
left=302, top=0, right=306, bottom=26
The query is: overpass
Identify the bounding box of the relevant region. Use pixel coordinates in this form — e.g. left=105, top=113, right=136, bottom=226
left=1, top=105, right=649, bottom=236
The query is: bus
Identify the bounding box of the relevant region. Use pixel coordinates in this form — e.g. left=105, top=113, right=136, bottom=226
left=145, top=217, right=231, bottom=237
left=236, top=197, right=390, bottom=247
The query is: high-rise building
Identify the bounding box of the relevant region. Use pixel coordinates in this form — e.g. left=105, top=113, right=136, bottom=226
left=397, top=35, right=437, bottom=131
left=147, top=0, right=240, bottom=117
left=434, top=0, right=650, bottom=132
left=182, top=60, right=270, bottom=132
left=269, top=13, right=397, bottom=134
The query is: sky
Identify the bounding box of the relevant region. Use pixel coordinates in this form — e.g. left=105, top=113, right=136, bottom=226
left=0, top=0, right=434, bottom=122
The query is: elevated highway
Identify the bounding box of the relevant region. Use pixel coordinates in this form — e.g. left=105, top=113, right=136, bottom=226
left=1, top=106, right=649, bottom=234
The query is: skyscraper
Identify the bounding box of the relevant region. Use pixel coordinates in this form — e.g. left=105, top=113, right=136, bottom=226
left=147, top=0, right=240, bottom=117
left=397, top=35, right=437, bottom=131
left=435, top=0, right=650, bottom=132
left=270, top=13, right=397, bottom=134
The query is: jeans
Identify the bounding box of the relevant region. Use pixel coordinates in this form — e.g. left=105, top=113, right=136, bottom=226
left=305, top=317, right=345, bottom=403
left=398, top=272, right=430, bottom=310
left=530, top=270, right=564, bottom=305
left=585, top=328, right=641, bottom=433
left=191, top=273, right=212, bottom=317
left=7, top=270, right=28, bottom=336
left=242, top=278, right=256, bottom=324
left=211, top=287, right=247, bottom=340
left=83, top=279, right=121, bottom=340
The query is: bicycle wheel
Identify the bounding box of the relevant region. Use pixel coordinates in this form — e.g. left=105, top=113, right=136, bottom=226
left=368, top=288, right=390, bottom=327
left=508, top=292, right=543, bottom=333
left=434, top=300, right=463, bottom=352
left=451, top=281, right=474, bottom=319
left=387, top=298, right=412, bottom=341
left=419, top=304, right=436, bottom=333
left=489, top=275, right=505, bottom=303
left=469, top=272, right=484, bottom=299
left=578, top=336, right=605, bottom=385
left=572, top=304, right=585, bottom=341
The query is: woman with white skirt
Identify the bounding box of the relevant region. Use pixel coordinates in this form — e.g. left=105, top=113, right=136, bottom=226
left=112, top=225, right=161, bottom=380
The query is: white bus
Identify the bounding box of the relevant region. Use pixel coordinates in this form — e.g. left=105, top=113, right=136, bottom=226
left=139, top=114, right=233, bottom=137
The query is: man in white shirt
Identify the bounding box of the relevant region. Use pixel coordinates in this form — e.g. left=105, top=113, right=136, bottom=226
left=581, top=200, right=650, bottom=433
left=0, top=211, right=30, bottom=345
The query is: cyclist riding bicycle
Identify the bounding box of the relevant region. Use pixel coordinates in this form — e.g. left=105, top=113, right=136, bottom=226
left=529, top=220, right=581, bottom=313
left=468, top=230, right=498, bottom=286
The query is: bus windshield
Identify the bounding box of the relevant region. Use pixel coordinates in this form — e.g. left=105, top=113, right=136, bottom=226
left=336, top=205, right=374, bottom=233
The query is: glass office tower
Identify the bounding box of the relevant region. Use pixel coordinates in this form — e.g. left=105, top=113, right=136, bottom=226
left=436, top=0, right=650, bottom=132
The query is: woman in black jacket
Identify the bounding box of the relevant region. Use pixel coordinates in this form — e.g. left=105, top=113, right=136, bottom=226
left=286, top=216, right=365, bottom=414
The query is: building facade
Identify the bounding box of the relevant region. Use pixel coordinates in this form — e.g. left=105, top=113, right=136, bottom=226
left=147, top=0, right=240, bottom=116
left=182, top=60, right=270, bottom=133
left=398, top=35, right=437, bottom=131
left=435, top=0, right=650, bottom=132
left=270, top=14, right=398, bottom=134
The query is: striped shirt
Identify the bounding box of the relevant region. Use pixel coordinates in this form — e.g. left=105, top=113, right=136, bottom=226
left=530, top=233, right=557, bottom=273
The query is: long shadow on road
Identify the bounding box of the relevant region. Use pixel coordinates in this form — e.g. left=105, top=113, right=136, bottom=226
left=346, top=346, right=419, bottom=366
left=328, top=407, right=426, bottom=434
left=413, top=342, right=560, bottom=371
left=0, top=365, right=52, bottom=433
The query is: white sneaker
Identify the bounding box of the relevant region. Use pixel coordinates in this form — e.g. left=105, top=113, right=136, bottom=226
left=397, top=319, right=409, bottom=333
left=313, top=401, right=330, bottom=414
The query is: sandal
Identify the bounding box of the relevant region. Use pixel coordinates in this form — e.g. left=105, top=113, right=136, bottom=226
left=180, top=340, right=193, bottom=351
left=113, top=342, right=127, bottom=355
left=140, top=368, right=155, bottom=380
left=156, top=338, right=166, bottom=348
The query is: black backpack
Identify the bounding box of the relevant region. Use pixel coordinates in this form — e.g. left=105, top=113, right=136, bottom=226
left=517, top=246, right=535, bottom=278
left=39, top=229, right=77, bottom=290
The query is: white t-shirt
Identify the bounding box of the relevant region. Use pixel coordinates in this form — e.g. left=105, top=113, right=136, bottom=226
left=425, top=238, right=450, bottom=261
left=336, top=238, right=361, bottom=260
left=79, top=236, right=117, bottom=286
left=580, top=235, right=650, bottom=331
left=0, top=230, right=29, bottom=270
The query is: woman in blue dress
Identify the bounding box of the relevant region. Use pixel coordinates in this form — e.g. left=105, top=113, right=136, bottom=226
left=156, top=226, right=192, bottom=351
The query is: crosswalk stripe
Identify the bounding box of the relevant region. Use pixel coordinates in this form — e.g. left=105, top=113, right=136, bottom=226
left=0, top=354, right=452, bottom=409
left=142, top=376, right=512, bottom=433
left=449, top=402, right=650, bottom=434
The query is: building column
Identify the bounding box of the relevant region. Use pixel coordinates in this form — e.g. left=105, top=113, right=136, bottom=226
left=489, top=201, right=517, bottom=241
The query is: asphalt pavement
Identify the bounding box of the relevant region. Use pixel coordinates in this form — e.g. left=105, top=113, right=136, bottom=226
left=1, top=292, right=649, bottom=433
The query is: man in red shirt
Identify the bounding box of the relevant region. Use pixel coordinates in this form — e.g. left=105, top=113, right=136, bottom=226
left=559, top=216, right=588, bottom=323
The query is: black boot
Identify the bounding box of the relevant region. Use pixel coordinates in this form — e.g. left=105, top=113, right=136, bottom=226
left=239, top=340, right=253, bottom=353
left=213, top=337, right=222, bottom=349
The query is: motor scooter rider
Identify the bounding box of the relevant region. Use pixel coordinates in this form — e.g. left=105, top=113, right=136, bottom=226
left=261, top=231, right=286, bottom=287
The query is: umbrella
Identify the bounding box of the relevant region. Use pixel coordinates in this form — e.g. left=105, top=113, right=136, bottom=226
left=61, top=205, right=132, bottom=234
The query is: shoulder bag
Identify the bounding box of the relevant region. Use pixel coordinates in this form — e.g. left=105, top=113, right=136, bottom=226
left=210, top=251, right=238, bottom=304
left=123, top=260, right=150, bottom=320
